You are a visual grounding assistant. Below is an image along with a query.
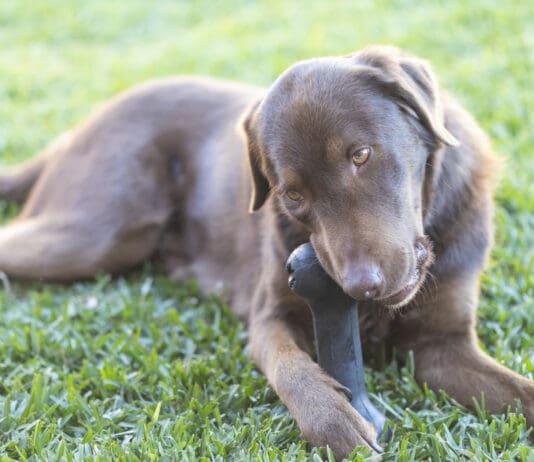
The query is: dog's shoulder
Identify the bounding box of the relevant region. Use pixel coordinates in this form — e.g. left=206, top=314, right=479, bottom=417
left=427, top=90, right=500, bottom=277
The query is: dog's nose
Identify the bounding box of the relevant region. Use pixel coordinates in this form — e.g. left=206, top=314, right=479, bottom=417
left=342, top=263, right=384, bottom=300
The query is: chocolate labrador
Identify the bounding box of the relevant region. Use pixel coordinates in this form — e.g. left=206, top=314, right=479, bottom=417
left=1, top=46, right=532, bottom=458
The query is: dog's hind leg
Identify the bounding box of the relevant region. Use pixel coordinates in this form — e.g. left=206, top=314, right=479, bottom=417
left=0, top=212, right=166, bottom=281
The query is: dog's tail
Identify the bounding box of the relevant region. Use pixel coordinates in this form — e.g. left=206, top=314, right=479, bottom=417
left=0, top=131, right=72, bottom=204
left=0, top=149, right=49, bottom=204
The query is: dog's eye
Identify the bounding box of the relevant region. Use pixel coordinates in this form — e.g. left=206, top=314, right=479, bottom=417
left=286, top=190, right=303, bottom=202
left=352, top=146, right=372, bottom=166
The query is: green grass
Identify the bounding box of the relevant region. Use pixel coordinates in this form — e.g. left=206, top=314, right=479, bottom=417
left=0, top=1, right=533, bottom=460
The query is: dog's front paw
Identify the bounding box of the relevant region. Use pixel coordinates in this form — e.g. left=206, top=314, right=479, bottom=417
left=275, top=358, right=381, bottom=460
left=299, top=390, right=381, bottom=460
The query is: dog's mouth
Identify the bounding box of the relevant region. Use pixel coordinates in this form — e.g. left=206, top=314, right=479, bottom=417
left=377, top=240, right=431, bottom=309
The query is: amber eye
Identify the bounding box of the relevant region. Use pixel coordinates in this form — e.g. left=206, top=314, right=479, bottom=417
left=352, top=146, right=372, bottom=166
left=286, top=190, right=303, bottom=202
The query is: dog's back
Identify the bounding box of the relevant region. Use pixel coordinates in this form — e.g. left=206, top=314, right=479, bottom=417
left=0, top=77, right=263, bottom=291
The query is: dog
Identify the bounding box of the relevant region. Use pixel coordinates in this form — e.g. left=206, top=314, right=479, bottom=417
left=1, top=46, right=532, bottom=459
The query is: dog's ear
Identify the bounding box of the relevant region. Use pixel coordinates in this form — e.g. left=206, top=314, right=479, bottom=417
left=355, top=46, right=459, bottom=147
left=241, top=101, right=270, bottom=212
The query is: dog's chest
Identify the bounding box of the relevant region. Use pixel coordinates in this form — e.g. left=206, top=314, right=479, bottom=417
left=358, top=302, right=393, bottom=364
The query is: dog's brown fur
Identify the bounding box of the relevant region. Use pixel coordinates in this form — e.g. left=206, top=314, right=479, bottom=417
left=1, top=46, right=532, bottom=459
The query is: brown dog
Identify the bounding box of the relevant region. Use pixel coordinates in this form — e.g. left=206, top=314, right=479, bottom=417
left=1, top=46, right=532, bottom=458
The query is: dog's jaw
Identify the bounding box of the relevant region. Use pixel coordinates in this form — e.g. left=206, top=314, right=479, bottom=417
left=377, top=267, right=424, bottom=309
left=377, top=239, right=432, bottom=309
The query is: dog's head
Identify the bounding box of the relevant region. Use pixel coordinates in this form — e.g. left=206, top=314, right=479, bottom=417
left=242, top=46, right=458, bottom=308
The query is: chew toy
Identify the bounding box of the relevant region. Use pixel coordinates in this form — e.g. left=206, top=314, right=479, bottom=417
left=286, top=242, right=386, bottom=440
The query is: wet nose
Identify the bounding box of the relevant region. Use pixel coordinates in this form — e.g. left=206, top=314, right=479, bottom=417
left=342, top=263, right=384, bottom=300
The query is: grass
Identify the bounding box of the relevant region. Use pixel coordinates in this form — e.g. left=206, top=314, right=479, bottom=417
left=0, top=0, right=533, bottom=460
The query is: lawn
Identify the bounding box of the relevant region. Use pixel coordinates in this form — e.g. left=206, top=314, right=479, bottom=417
left=0, top=1, right=533, bottom=460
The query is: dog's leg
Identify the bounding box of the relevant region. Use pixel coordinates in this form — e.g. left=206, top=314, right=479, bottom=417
left=0, top=214, right=164, bottom=281
left=412, top=332, right=534, bottom=424
left=249, top=284, right=380, bottom=459
left=394, top=277, right=534, bottom=425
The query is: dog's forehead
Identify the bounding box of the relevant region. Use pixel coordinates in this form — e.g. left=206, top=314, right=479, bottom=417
left=258, top=58, right=404, bottom=159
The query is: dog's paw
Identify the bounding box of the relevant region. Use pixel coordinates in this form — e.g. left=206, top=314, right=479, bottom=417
left=275, top=358, right=381, bottom=460
left=299, top=388, right=381, bottom=460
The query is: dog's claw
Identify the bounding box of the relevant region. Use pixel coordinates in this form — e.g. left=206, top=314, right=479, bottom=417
left=369, top=440, right=384, bottom=454
left=337, top=383, right=353, bottom=401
